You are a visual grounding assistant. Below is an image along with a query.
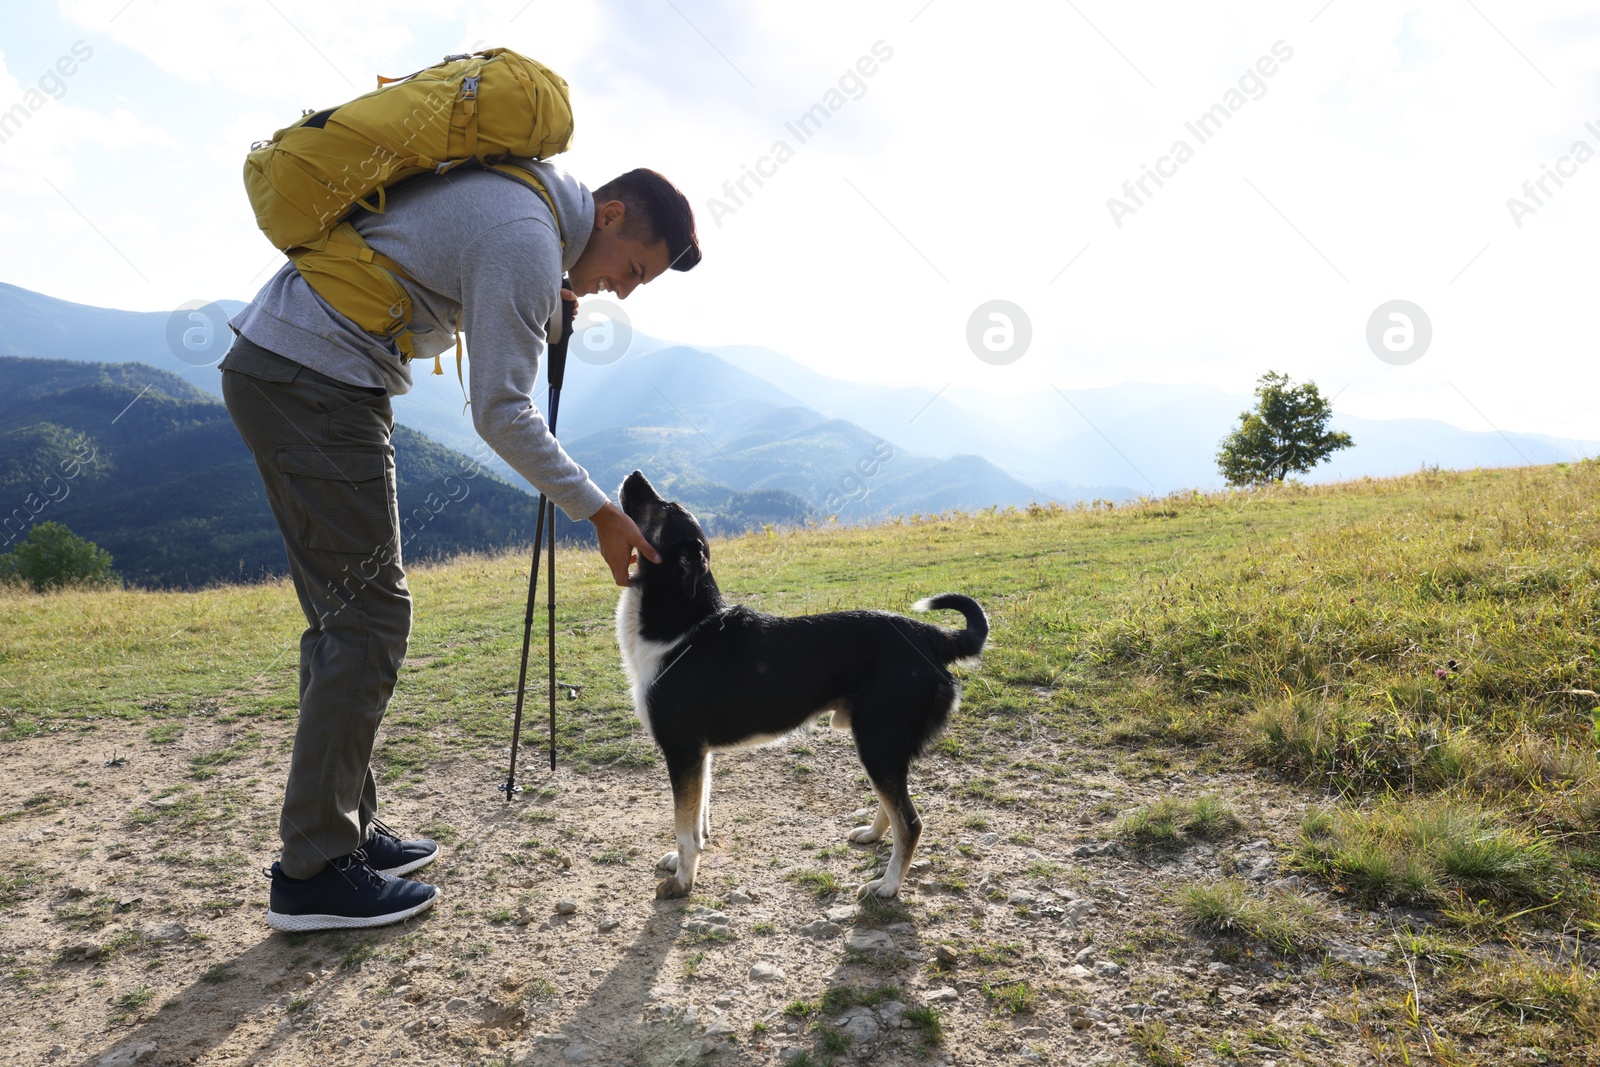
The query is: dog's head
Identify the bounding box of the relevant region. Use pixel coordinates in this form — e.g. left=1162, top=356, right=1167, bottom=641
left=620, top=470, right=714, bottom=599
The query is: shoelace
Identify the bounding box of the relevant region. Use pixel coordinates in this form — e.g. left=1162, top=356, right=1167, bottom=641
left=331, top=848, right=386, bottom=891
left=369, top=816, right=399, bottom=841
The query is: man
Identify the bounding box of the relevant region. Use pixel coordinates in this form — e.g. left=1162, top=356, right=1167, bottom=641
left=222, top=159, right=699, bottom=931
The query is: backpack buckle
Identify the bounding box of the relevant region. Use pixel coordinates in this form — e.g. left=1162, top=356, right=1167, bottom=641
left=460, top=75, right=480, bottom=99
left=442, top=53, right=471, bottom=62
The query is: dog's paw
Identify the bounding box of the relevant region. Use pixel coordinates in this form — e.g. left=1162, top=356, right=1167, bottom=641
left=848, top=824, right=885, bottom=844
left=656, top=851, right=679, bottom=872
left=857, top=877, right=900, bottom=899
left=655, top=875, right=690, bottom=899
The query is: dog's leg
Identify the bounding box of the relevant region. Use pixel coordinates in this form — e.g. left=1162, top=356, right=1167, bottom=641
left=858, top=776, right=922, bottom=899
left=848, top=800, right=890, bottom=844
left=656, top=753, right=706, bottom=899
left=698, top=751, right=713, bottom=847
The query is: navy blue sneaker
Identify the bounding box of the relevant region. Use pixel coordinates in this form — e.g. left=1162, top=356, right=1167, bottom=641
left=364, top=817, right=439, bottom=877
left=266, top=850, right=438, bottom=932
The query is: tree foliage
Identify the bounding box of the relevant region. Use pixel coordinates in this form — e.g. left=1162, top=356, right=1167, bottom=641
left=0, top=521, right=117, bottom=592
left=1217, top=371, right=1353, bottom=486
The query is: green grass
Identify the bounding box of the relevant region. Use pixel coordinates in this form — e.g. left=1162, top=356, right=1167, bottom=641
left=1116, top=794, right=1243, bottom=848
left=784, top=869, right=842, bottom=899
left=1178, top=879, right=1323, bottom=954
left=980, top=978, right=1037, bottom=1014
left=1132, top=1020, right=1189, bottom=1066
left=1295, top=797, right=1569, bottom=910
left=818, top=983, right=899, bottom=1014
left=903, top=1005, right=943, bottom=1045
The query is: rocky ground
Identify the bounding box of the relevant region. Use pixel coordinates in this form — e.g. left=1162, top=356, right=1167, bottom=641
left=1, top=710, right=1456, bottom=1067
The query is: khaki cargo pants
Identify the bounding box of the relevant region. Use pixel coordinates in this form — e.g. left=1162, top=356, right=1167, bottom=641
left=220, top=334, right=409, bottom=879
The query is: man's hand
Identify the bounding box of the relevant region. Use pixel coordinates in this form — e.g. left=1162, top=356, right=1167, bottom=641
left=591, top=501, right=660, bottom=587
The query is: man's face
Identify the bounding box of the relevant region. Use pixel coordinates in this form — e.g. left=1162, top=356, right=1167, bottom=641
left=569, top=200, right=673, bottom=300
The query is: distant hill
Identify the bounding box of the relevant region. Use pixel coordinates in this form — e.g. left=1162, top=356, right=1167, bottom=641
left=0, top=283, right=1066, bottom=517
left=9, top=280, right=1591, bottom=507
left=0, top=281, right=247, bottom=399
left=0, top=357, right=558, bottom=588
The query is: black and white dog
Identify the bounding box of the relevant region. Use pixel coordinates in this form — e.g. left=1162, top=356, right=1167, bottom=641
left=615, top=471, right=989, bottom=900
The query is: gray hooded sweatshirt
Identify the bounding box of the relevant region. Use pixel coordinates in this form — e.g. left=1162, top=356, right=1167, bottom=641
left=228, top=158, right=609, bottom=521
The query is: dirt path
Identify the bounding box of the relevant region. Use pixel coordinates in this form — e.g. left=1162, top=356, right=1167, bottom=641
left=0, top=712, right=1410, bottom=1067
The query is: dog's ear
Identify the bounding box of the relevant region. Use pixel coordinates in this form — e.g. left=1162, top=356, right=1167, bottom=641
left=679, top=542, right=709, bottom=597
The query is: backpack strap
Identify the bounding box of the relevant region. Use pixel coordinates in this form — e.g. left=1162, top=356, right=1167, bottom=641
left=297, top=161, right=568, bottom=412
left=486, top=162, right=566, bottom=249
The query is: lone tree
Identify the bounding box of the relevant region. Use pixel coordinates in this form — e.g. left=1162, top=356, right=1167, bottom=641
left=1217, top=371, right=1352, bottom=486
left=0, top=521, right=117, bottom=592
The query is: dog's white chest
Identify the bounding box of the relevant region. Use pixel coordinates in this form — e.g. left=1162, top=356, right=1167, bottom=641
left=615, top=585, right=685, bottom=740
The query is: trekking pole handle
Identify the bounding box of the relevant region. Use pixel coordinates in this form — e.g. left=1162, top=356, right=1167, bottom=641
left=548, top=276, right=577, bottom=391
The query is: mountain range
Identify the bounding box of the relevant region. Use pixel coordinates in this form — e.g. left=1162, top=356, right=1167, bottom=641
left=2, top=279, right=1598, bottom=588
left=0, top=355, right=575, bottom=587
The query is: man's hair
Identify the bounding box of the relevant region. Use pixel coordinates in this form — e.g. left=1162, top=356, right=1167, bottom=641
left=593, top=169, right=701, bottom=272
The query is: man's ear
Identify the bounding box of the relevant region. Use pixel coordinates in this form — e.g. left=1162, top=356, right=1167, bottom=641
left=678, top=543, right=709, bottom=597
left=598, top=199, right=627, bottom=231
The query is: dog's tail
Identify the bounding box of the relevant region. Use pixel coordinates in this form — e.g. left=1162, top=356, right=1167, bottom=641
left=912, top=593, right=989, bottom=662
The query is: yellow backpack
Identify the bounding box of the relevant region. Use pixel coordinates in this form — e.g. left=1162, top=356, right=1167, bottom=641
left=243, top=48, right=574, bottom=393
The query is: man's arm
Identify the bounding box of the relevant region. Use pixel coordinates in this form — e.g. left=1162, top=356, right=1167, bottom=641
left=459, top=220, right=657, bottom=584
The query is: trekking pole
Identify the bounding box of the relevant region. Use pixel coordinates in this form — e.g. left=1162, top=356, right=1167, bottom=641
left=503, top=280, right=577, bottom=798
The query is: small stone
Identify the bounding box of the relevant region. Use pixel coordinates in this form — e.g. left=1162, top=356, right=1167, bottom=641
left=879, top=1000, right=906, bottom=1027
left=1207, top=962, right=1234, bottom=976
left=64, top=885, right=91, bottom=899
left=750, top=963, right=785, bottom=982
left=555, top=900, right=578, bottom=915
left=845, top=929, right=894, bottom=953
left=779, top=1050, right=805, bottom=1064
left=1071, top=1015, right=1095, bottom=1030
left=303, top=971, right=317, bottom=985
left=561, top=1044, right=594, bottom=1063
left=704, top=1016, right=737, bottom=1037
left=598, top=917, right=620, bottom=932
left=1066, top=899, right=1099, bottom=920
left=97, top=1043, right=158, bottom=1067
left=727, top=890, right=754, bottom=906
left=839, top=1011, right=879, bottom=1043
left=1066, top=965, right=1095, bottom=981
left=1094, top=960, right=1123, bottom=977
left=1325, top=941, right=1388, bottom=967
left=925, top=987, right=959, bottom=1003
left=825, top=906, right=857, bottom=923
left=403, top=1020, right=425, bottom=1034
left=799, top=920, right=841, bottom=939
left=1007, top=890, right=1036, bottom=906
left=935, top=945, right=959, bottom=967
left=1074, top=946, right=1096, bottom=964
left=446, top=997, right=471, bottom=1013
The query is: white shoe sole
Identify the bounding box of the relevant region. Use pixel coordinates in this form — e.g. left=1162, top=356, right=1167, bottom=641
left=266, top=887, right=440, bottom=932
left=375, top=848, right=439, bottom=878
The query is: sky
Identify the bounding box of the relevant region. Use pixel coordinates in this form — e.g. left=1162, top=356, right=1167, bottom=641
left=2, top=1, right=1599, bottom=442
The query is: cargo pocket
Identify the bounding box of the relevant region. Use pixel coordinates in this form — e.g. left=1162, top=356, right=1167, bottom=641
left=275, top=446, right=398, bottom=556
